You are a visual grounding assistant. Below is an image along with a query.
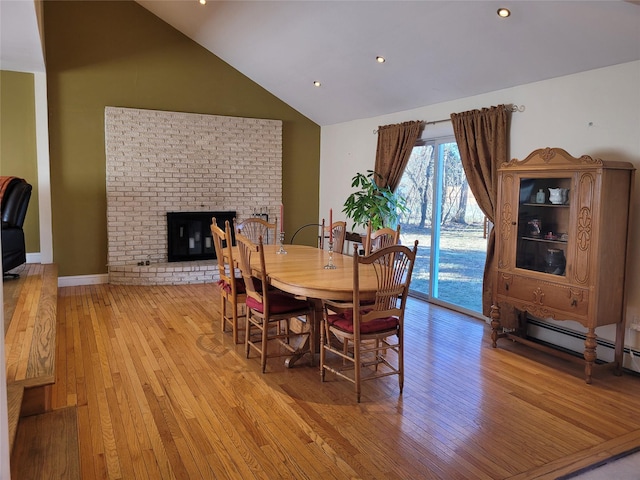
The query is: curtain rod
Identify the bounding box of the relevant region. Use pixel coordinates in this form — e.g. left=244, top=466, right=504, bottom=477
left=372, top=104, right=525, bottom=134
left=427, top=103, right=526, bottom=125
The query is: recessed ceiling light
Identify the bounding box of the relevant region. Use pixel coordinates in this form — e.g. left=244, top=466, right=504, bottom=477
left=376, top=56, right=386, bottom=63
left=199, top=0, right=206, bottom=4
left=497, top=8, right=511, bottom=18
left=313, top=81, right=321, bottom=87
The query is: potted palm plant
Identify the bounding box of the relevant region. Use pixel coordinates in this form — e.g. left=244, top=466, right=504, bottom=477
left=342, top=170, right=407, bottom=231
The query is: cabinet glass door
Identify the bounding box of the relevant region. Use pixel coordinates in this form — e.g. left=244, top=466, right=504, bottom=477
left=516, top=176, right=571, bottom=276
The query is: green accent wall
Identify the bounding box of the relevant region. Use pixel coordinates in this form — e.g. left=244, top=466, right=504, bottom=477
left=43, top=0, right=320, bottom=276
left=0, top=71, right=40, bottom=254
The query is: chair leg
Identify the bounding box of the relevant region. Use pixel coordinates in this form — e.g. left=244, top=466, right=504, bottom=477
left=398, top=333, right=404, bottom=394
left=221, top=295, right=227, bottom=333
left=319, top=318, right=326, bottom=381
left=307, top=313, right=315, bottom=368
left=231, top=301, right=239, bottom=344
left=354, top=342, right=361, bottom=403
left=245, top=313, right=251, bottom=359
left=343, top=339, right=349, bottom=366
left=261, top=319, right=269, bottom=373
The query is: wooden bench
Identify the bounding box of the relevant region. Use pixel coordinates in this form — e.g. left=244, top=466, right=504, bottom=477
left=4, top=263, right=58, bottom=450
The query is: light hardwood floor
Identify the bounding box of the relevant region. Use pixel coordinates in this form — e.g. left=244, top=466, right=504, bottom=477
left=23, top=283, right=640, bottom=478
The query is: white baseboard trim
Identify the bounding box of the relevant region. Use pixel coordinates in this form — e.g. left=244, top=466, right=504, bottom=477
left=26, top=252, right=41, bottom=264
left=58, top=274, right=109, bottom=287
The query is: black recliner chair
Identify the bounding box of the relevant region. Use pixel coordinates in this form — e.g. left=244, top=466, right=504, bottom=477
left=1, top=177, right=32, bottom=276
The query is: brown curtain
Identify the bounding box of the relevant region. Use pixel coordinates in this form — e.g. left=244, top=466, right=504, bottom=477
left=374, top=120, right=423, bottom=190
left=450, top=105, right=511, bottom=318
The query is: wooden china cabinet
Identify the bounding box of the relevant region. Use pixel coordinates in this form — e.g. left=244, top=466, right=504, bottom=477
left=490, top=147, right=635, bottom=383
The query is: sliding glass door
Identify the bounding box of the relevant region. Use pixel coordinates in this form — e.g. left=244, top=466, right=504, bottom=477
left=397, top=137, right=487, bottom=314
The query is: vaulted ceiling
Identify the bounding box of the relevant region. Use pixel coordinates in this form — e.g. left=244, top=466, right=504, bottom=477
left=2, top=1, right=640, bottom=126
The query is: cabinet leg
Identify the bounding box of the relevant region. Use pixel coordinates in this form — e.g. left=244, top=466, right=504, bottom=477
left=490, top=304, right=501, bottom=348
left=583, top=329, right=597, bottom=384
left=516, top=310, right=528, bottom=337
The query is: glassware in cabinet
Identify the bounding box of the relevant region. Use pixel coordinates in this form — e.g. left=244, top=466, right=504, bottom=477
left=515, top=176, right=571, bottom=275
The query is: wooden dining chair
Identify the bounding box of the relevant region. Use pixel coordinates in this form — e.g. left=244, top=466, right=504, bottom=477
left=235, top=217, right=278, bottom=245
left=363, top=222, right=401, bottom=255
left=211, top=218, right=246, bottom=344
left=320, top=240, right=418, bottom=402
left=235, top=233, right=314, bottom=373
left=319, top=220, right=347, bottom=254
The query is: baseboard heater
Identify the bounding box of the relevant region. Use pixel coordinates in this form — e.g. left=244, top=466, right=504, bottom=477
left=523, top=317, right=640, bottom=375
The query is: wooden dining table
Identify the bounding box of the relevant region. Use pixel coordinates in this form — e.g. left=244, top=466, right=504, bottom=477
left=240, top=244, right=379, bottom=367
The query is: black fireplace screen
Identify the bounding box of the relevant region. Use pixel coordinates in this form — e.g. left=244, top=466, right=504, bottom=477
left=167, top=211, right=236, bottom=262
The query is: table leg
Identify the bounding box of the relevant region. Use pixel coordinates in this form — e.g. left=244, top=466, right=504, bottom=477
left=284, top=298, right=322, bottom=368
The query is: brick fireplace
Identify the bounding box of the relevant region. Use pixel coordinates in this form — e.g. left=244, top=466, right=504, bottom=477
left=104, top=107, right=282, bottom=285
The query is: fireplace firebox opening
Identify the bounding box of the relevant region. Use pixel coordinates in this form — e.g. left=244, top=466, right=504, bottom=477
left=167, top=211, right=236, bottom=262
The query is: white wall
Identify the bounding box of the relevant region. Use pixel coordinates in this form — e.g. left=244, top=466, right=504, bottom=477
left=35, top=72, right=53, bottom=265
left=320, top=61, right=640, bottom=355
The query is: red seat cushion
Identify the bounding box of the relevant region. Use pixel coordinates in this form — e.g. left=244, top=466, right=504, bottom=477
left=217, top=277, right=246, bottom=294
left=327, top=309, right=398, bottom=334
left=246, top=292, right=310, bottom=315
